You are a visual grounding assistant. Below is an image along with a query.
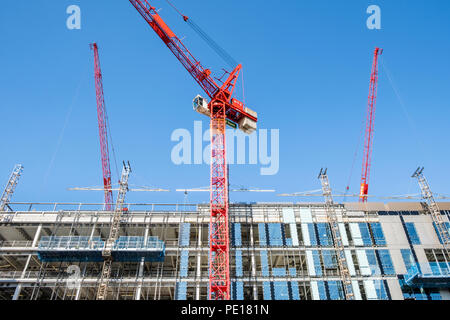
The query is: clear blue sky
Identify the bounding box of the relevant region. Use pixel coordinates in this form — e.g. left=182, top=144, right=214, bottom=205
left=1, top=0, right=449, bottom=205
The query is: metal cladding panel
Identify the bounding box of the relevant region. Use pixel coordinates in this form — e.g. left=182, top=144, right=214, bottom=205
left=338, top=223, right=349, bottom=246
left=310, top=281, right=320, bottom=300
left=386, top=202, right=423, bottom=211
left=363, top=280, right=377, bottom=300
left=356, top=250, right=371, bottom=276
left=282, top=208, right=295, bottom=223
left=306, top=250, right=315, bottom=276
left=349, top=223, right=363, bottom=246
left=379, top=216, right=409, bottom=248
left=386, top=279, right=404, bottom=300
left=436, top=202, right=450, bottom=210
left=345, top=250, right=356, bottom=276
left=405, top=215, right=440, bottom=246
left=344, top=202, right=387, bottom=211
left=351, top=281, right=362, bottom=300
left=289, top=224, right=299, bottom=246
left=299, top=208, right=313, bottom=223
left=301, top=223, right=311, bottom=246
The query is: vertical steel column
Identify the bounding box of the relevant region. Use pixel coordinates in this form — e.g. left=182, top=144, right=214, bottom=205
left=135, top=224, right=150, bottom=300
left=196, top=225, right=202, bottom=300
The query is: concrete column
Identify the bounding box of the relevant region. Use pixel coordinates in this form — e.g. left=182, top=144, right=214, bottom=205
left=135, top=224, right=150, bottom=300
left=13, top=224, right=42, bottom=300
left=196, top=226, right=202, bottom=300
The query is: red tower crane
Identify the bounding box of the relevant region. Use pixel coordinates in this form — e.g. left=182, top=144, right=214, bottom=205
left=360, top=48, right=383, bottom=203
left=128, top=0, right=257, bottom=300
left=90, top=43, right=114, bottom=211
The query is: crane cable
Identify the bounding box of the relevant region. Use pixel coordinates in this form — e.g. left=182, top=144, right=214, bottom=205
left=164, top=0, right=238, bottom=69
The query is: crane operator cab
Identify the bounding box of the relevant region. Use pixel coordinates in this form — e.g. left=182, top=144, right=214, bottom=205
left=193, top=95, right=211, bottom=117
left=193, top=95, right=257, bottom=135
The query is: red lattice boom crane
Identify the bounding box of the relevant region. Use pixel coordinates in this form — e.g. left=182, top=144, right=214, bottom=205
left=128, top=0, right=258, bottom=300
left=90, top=43, right=114, bottom=211
left=360, top=47, right=382, bottom=203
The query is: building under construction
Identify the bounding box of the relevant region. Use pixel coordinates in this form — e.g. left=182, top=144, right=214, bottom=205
left=1, top=1, right=449, bottom=302
left=0, top=198, right=449, bottom=300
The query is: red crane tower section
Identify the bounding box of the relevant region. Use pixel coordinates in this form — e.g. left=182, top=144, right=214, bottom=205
left=128, top=0, right=258, bottom=300
left=360, top=48, right=383, bottom=203
left=90, top=43, right=114, bottom=211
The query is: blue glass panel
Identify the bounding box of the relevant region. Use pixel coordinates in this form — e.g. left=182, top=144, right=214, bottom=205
left=263, top=282, right=272, bottom=300
left=261, top=251, right=270, bottom=277
left=359, top=223, right=373, bottom=246
left=180, top=250, right=189, bottom=277
left=273, top=281, right=290, bottom=300
left=370, top=223, right=386, bottom=246
left=258, top=223, right=268, bottom=247
left=429, top=291, right=442, bottom=300
left=366, top=250, right=380, bottom=275
left=377, top=250, right=395, bottom=275
left=235, top=250, right=243, bottom=277
left=290, top=282, right=300, bottom=300
left=317, top=223, right=333, bottom=247
left=176, top=282, right=187, bottom=300
left=272, top=268, right=286, bottom=277
left=308, top=224, right=318, bottom=246
left=327, top=281, right=344, bottom=300
left=233, top=281, right=244, bottom=300
left=312, top=250, right=322, bottom=276
left=374, top=280, right=389, bottom=300
left=179, top=223, right=190, bottom=247
left=401, top=249, right=416, bottom=273
left=322, top=250, right=336, bottom=269
left=232, top=223, right=242, bottom=247
left=268, top=223, right=284, bottom=246
left=405, top=223, right=421, bottom=245
left=317, top=281, right=328, bottom=300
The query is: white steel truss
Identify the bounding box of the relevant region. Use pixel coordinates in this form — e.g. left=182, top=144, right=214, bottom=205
left=318, top=168, right=354, bottom=300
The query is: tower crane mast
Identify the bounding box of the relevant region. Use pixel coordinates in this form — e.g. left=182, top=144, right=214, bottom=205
left=128, top=0, right=258, bottom=300
left=90, top=43, right=114, bottom=211
left=360, top=48, right=383, bottom=202
left=318, top=169, right=354, bottom=300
